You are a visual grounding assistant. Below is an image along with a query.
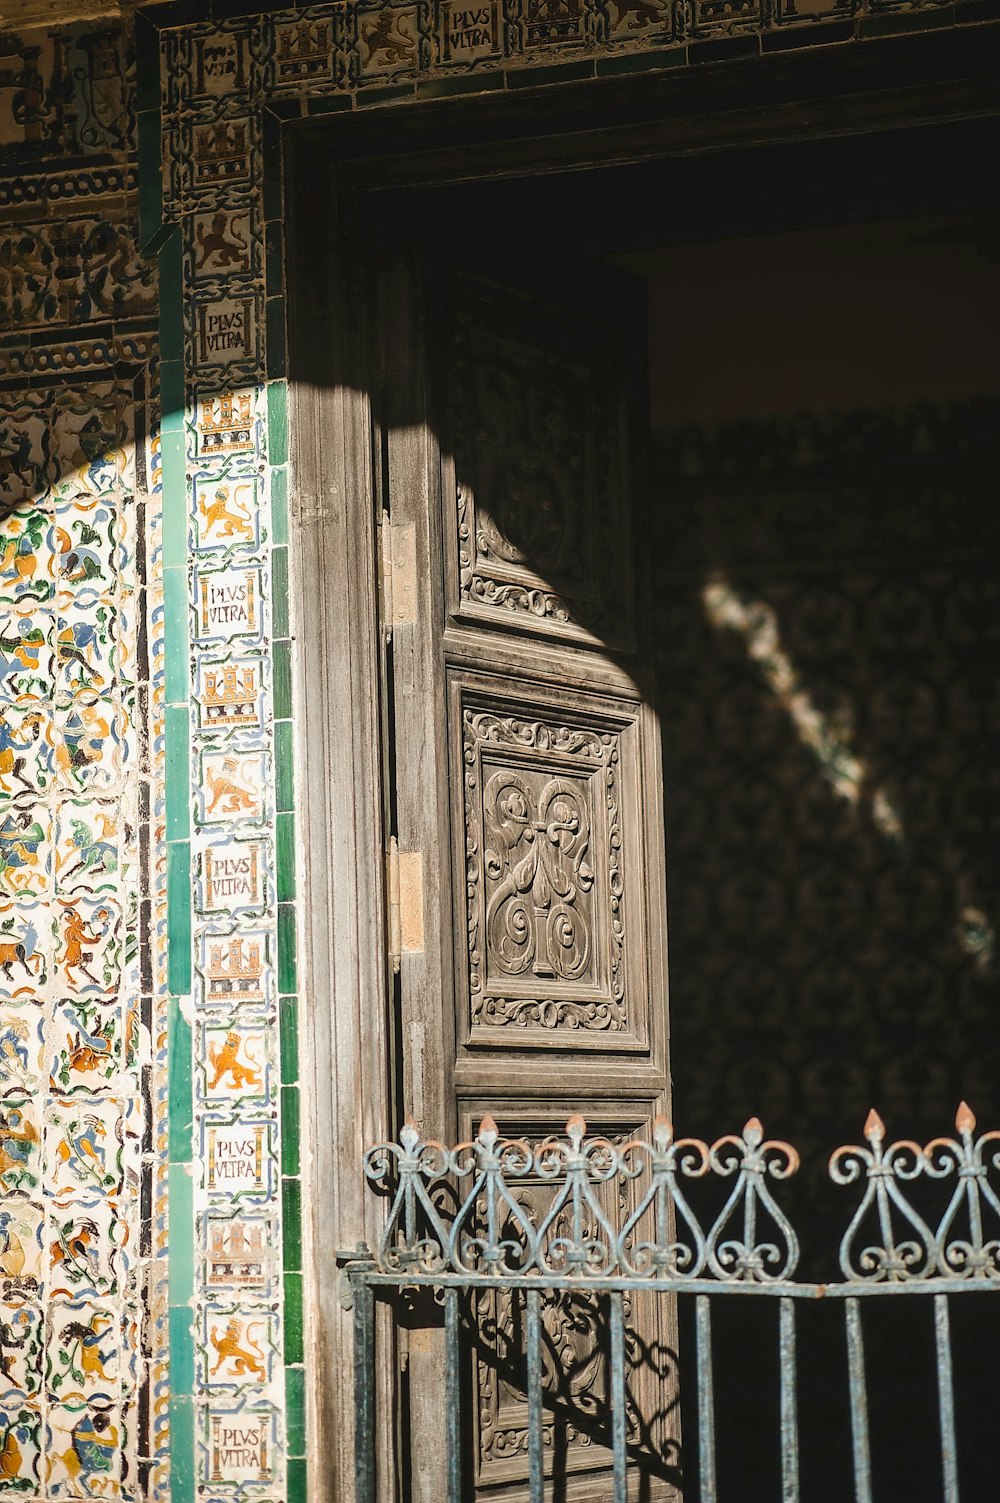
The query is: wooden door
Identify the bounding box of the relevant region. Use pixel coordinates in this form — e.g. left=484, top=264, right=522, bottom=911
left=373, top=207, right=674, bottom=1501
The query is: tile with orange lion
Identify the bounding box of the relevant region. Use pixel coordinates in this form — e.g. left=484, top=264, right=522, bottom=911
left=50, top=385, right=124, bottom=503
left=0, top=503, right=54, bottom=606
left=46, top=1399, right=124, bottom=1498
left=0, top=600, right=55, bottom=704
left=0, top=1303, right=42, bottom=1396
left=0, top=393, right=50, bottom=517
left=54, top=898, right=123, bottom=998
left=0, top=904, right=47, bottom=1001
left=0, top=1397, right=42, bottom=1490
left=0, top=1098, right=41, bottom=1197
left=51, top=694, right=128, bottom=796
left=0, top=1004, right=45, bottom=1101
left=49, top=998, right=122, bottom=1095
left=198, top=1019, right=272, bottom=1110
left=49, top=1201, right=125, bottom=1301
left=0, top=805, right=50, bottom=902
left=0, top=1201, right=43, bottom=1302
left=44, top=1099, right=130, bottom=1202
left=47, top=1301, right=120, bottom=1405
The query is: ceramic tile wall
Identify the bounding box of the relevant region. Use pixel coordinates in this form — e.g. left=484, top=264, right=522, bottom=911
left=0, top=15, right=166, bottom=1498
left=0, top=2, right=984, bottom=1501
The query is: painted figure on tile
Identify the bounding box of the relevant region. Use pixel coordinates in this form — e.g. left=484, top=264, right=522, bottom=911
left=360, top=6, right=415, bottom=67
left=0, top=1209, right=33, bottom=1283
left=52, top=525, right=104, bottom=584
left=196, top=212, right=249, bottom=272
left=57, top=619, right=107, bottom=689
left=59, top=1311, right=116, bottom=1389
left=0, top=513, right=44, bottom=595
left=0, top=1017, right=31, bottom=1083
left=54, top=1406, right=119, bottom=1488
left=68, top=412, right=119, bottom=493
left=0, top=711, right=44, bottom=794
left=209, top=1316, right=266, bottom=1378
left=0, top=1414, right=25, bottom=1483
left=59, top=813, right=118, bottom=885
left=205, top=757, right=256, bottom=817
left=199, top=482, right=254, bottom=543
left=0, top=809, right=44, bottom=893
left=208, top=1032, right=261, bottom=1093
left=0, top=627, right=46, bottom=702
left=0, top=1306, right=33, bottom=1383
left=60, top=906, right=109, bottom=988
left=51, top=1216, right=104, bottom=1291
left=0, top=1105, right=38, bottom=1190
left=57, top=1008, right=115, bottom=1086
left=51, top=698, right=116, bottom=782
left=56, top=1114, right=108, bottom=1189
left=0, top=918, right=40, bottom=983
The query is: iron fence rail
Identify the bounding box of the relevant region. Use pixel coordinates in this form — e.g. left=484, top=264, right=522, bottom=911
left=346, top=1105, right=1000, bottom=1503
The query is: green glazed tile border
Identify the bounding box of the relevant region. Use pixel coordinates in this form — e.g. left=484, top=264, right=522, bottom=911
left=277, top=902, right=297, bottom=994
left=271, top=467, right=288, bottom=545
left=273, top=638, right=292, bottom=720
left=168, top=1396, right=196, bottom=1503
left=272, top=546, right=289, bottom=639
left=275, top=721, right=294, bottom=812
left=281, top=1085, right=301, bottom=1177
left=283, top=1272, right=304, bottom=1366
left=168, top=997, right=193, bottom=1164
left=282, top=1179, right=303, bottom=1271
left=279, top=993, right=299, bottom=1083
left=285, top=1365, right=306, bottom=1456
left=166, top=843, right=192, bottom=995
left=169, top=1306, right=196, bottom=1393
left=276, top=811, right=296, bottom=902
left=167, top=1164, right=194, bottom=1304
left=268, top=380, right=289, bottom=466
left=287, top=1456, right=308, bottom=1503
left=164, top=705, right=190, bottom=842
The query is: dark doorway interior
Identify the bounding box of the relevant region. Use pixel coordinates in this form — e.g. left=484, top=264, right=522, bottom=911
left=414, top=118, right=1000, bottom=1498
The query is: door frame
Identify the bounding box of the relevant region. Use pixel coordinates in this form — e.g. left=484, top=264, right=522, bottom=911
left=284, top=34, right=1000, bottom=1501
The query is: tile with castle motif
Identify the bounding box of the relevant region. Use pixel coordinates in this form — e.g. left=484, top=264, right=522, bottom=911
left=195, top=656, right=267, bottom=737
left=202, top=1211, right=275, bottom=1295
left=193, top=391, right=260, bottom=461
left=198, top=931, right=271, bottom=1010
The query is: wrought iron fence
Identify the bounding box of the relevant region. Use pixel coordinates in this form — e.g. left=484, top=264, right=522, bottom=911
left=345, top=1105, right=1000, bottom=1503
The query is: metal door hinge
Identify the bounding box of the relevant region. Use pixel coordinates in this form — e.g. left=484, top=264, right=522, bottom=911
left=386, top=835, right=424, bottom=973
left=380, top=512, right=417, bottom=637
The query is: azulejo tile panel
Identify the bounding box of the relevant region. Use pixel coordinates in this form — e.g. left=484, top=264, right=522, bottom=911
left=0, top=10, right=165, bottom=1498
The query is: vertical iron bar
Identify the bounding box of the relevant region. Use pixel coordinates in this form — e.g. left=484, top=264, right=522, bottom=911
left=610, top=1291, right=628, bottom=1503
left=527, top=1288, right=544, bottom=1503
left=445, top=1287, right=462, bottom=1503
left=696, top=1295, right=717, bottom=1503
left=934, top=1294, right=960, bottom=1503
left=845, top=1298, right=872, bottom=1503
left=779, top=1298, right=799, bottom=1503
left=353, top=1279, right=376, bottom=1503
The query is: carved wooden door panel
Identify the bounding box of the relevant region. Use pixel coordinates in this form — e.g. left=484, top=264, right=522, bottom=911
left=375, top=219, right=673, bottom=1501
